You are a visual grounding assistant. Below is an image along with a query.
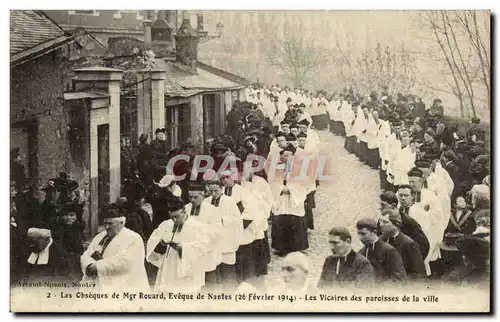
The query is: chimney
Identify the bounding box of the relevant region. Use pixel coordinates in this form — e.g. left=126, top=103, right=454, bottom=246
left=197, top=14, right=204, bottom=31
left=143, top=18, right=153, bottom=50
left=175, top=11, right=199, bottom=73
left=151, top=10, right=174, bottom=58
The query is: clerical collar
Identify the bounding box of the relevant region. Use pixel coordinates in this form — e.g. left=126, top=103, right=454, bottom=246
left=190, top=204, right=201, bottom=216
left=211, top=196, right=221, bottom=207
left=27, top=238, right=53, bottom=265
left=224, top=185, right=234, bottom=196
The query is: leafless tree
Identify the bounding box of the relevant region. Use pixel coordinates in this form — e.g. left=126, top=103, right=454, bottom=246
left=419, top=10, right=490, bottom=118
left=265, top=20, right=328, bottom=87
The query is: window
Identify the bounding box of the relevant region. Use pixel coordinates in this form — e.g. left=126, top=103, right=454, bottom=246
left=113, top=10, right=144, bottom=20
left=68, top=10, right=100, bottom=16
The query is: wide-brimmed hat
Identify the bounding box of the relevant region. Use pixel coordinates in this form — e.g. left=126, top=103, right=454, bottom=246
left=440, top=233, right=465, bottom=252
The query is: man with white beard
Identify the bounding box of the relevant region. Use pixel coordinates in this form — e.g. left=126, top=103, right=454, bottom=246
left=146, top=199, right=214, bottom=294
left=183, top=182, right=223, bottom=290
left=81, top=203, right=149, bottom=292
left=204, top=180, right=243, bottom=291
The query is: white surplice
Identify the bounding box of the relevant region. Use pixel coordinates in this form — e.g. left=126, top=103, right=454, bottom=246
left=204, top=195, right=243, bottom=265
left=81, top=227, right=150, bottom=292
left=224, top=184, right=265, bottom=246
left=185, top=201, right=222, bottom=272
left=146, top=217, right=213, bottom=293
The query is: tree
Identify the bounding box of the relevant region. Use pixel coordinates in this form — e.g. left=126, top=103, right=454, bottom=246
left=265, top=20, right=328, bottom=87
left=419, top=10, right=490, bottom=118
left=333, top=41, right=420, bottom=98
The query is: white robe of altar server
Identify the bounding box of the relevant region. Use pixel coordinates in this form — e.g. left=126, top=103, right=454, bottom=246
left=294, top=147, right=318, bottom=194
left=270, top=167, right=308, bottom=217
left=352, top=109, right=368, bottom=143
left=342, top=108, right=356, bottom=137
left=424, top=168, right=453, bottom=272
left=146, top=217, right=214, bottom=293
left=315, top=97, right=329, bottom=116
left=387, top=146, right=415, bottom=186
left=185, top=201, right=222, bottom=272
left=225, top=184, right=266, bottom=246
left=327, top=99, right=342, bottom=121
left=80, top=228, right=150, bottom=292
left=241, top=175, right=273, bottom=236
left=204, top=195, right=243, bottom=265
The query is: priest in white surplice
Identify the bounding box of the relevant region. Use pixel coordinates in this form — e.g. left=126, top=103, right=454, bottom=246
left=184, top=182, right=222, bottom=290
left=81, top=204, right=149, bottom=293
left=205, top=179, right=243, bottom=291
left=220, top=170, right=268, bottom=283
left=270, top=144, right=309, bottom=256
left=146, top=199, right=214, bottom=294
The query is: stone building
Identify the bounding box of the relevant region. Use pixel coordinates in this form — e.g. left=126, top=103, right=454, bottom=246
left=11, top=11, right=124, bottom=237
left=46, top=9, right=248, bottom=152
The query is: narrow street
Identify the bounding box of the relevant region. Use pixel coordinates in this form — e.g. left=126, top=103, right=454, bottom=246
left=267, top=130, right=381, bottom=284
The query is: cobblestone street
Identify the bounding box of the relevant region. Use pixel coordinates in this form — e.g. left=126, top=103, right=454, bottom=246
left=267, top=130, right=381, bottom=285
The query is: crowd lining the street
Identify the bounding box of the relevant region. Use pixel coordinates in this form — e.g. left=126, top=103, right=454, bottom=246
left=10, top=82, right=490, bottom=294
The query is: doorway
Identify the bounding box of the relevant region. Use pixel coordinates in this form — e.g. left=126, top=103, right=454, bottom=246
left=97, top=124, right=110, bottom=224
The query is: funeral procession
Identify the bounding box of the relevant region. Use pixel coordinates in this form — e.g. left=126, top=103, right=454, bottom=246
left=10, top=10, right=490, bottom=311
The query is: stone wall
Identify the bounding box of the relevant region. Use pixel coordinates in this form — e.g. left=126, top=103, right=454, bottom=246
left=11, top=50, right=71, bottom=184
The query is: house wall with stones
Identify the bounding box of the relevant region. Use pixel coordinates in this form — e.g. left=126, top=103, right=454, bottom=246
left=11, top=48, right=90, bottom=190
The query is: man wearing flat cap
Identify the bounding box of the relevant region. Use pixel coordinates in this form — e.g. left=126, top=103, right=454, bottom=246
left=443, top=236, right=490, bottom=285
left=357, top=218, right=406, bottom=282
left=379, top=207, right=426, bottom=280
left=318, top=226, right=375, bottom=289
left=18, top=227, right=81, bottom=285
left=81, top=204, right=149, bottom=292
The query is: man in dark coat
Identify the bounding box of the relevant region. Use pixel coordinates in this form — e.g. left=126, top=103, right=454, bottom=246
left=150, top=128, right=170, bottom=174
left=52, top=204, right=85, bottom=255
left=357, top=218, right=406, bottom=282
left=441, top=150, right=461, bottom=201
left=40, top=180, right=58, bottom=228
left=318, top=226, right=375, bottom=289
left=120, top=136, right=137, bottom=189
left=125, top=185, right=154, bottom=244
left=379, top=207, right=426, bottom=280
left=137, top=134, right=154, bottom=186
left=10, top=147, right=26, bottom=189
left=443, top=236, right=490, bottom=285
left=17, top=227, right=81, bottom=285
left=467, top=117, right=486, bottom=143
left=397, top=185, right=430, bottom=259
left=226, top=100, right=241, bottom=134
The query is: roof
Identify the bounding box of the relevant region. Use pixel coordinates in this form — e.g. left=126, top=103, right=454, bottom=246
left=70, top=29, right=112, bottom=57
left=64, top=91, right=110, bottom=100
left=10, top=10, right=73, bottom=65
left=197, top=61, right=250, bottom=86
left=153, top=59, right=245, bottom=98
left=44, top=10, right=147, bottom=32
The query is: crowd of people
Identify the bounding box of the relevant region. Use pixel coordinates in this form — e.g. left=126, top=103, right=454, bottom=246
left=10, top=82, right=490, bottom=295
